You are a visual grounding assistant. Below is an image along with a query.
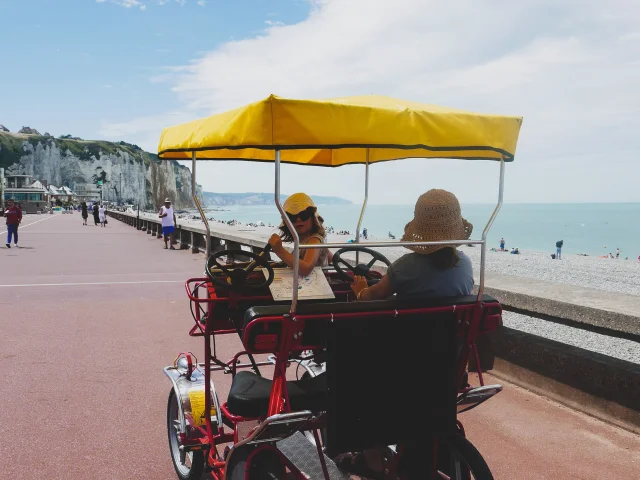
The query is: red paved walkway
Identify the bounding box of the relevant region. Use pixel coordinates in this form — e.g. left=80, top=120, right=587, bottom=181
left=0, top=213, right=638, bottom=479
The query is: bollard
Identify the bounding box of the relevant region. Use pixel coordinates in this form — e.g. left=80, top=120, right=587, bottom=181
left=179, top=226, right=189, bottom=250
left=191, top=232, right=200, bottom=254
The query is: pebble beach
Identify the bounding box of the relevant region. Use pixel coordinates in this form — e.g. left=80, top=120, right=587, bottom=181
left=160, top=211, right=640, bottom=297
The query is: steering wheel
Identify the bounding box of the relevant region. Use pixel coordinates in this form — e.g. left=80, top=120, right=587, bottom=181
left=332, top=246, right=391, bottom=282
left=205, top=244, right=275, bottom=291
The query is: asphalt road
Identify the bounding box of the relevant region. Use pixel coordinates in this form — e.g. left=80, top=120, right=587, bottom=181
left=0, top=213, right=638, bottom=479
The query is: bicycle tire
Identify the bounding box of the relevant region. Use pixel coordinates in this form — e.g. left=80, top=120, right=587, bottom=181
left=438, top=433, right=493, bottom=480
left=226, top=446, right=285, bottom=480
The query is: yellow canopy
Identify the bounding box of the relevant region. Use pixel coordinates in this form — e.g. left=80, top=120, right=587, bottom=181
left=158, top=95, right=522, bottom=166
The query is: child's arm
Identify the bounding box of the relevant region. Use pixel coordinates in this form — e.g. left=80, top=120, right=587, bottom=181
left=268, top=235, right=321, bottom=277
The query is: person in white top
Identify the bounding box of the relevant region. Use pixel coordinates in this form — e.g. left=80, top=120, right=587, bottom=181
left=98, top=204, right=106, bottom=227
left=158, top=198, right=177, bottom=250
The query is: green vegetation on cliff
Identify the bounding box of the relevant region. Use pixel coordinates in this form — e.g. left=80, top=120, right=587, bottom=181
left=0, top=131, right=177, bottom=171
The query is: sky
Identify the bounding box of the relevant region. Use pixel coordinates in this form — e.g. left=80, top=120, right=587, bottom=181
left=1, top=0, right=639, bottom=204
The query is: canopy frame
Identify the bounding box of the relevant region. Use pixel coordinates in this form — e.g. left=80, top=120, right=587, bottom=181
left=185, top=151, right=504, bottom=314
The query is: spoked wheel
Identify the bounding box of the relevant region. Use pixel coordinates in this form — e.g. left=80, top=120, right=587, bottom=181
left=435, top=433, right=493, bottom=480
left=226, top=445, right=285, bottom=480
left=167, top=389, right=206, bottom=480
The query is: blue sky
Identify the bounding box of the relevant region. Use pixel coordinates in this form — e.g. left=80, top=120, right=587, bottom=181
left=0, top=0, right=309, bottom=140
left=1, top=0, right=639, bottom=204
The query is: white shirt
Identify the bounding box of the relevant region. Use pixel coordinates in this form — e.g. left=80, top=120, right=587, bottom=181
left=99, top=207, right=105, bottom=219
left=161, top=206, right=174, bottom=227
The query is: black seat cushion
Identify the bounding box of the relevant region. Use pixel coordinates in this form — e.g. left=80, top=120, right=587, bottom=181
left=226, top=371, right=327, bottom=418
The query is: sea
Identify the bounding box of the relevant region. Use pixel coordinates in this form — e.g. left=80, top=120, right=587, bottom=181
left=195, top=203, right=640, bottom=258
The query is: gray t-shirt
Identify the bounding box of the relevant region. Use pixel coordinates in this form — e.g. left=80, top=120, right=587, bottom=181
left=387, top=251, right=474, bottom=298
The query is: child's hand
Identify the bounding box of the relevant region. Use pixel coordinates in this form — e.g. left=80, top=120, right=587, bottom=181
left=268, top=234, right=284, bottom=254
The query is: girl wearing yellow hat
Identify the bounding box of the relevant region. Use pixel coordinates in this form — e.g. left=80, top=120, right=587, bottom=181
left=351, top=189, right=474, bottom=301
left=268, top=193, right=332, bottom=277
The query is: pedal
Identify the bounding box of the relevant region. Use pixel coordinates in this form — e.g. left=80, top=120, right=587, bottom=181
left=278, top=432, right=350, bottom=480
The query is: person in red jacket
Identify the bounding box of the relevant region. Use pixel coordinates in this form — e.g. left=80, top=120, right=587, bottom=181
left=4, top=198, right=22, bottom=248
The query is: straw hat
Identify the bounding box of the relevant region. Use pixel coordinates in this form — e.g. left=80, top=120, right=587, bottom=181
left=164, top=198, right=171, bottom=203
left=402, top=189, right=473, bottom=254
left=279, top=193, right=319, bottom=228
left=283, top=193, right=316, bottom=215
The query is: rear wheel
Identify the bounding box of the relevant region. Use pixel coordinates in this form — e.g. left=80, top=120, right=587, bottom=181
left=226, top=445, right=286, bottom=480
left=399, top=433, right=492, bottom=480
left=436, top=433, right=493, bottom=480
left=167, top=389, right=206, bottom=480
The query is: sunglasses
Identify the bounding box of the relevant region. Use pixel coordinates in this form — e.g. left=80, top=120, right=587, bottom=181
left=286, top=208, right=313, bottom=223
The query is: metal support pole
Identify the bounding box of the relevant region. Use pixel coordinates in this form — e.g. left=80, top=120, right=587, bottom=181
left=355, top=149, right=370, bottom=264
left=191, top=152, right=211, bottom=258
left=478, top=159, right=505, bottom=300
left=274, top=150, right=300, bottom=315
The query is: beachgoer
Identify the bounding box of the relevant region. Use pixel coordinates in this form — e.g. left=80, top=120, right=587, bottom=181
left=92, top=203, right=100, bottom=226
left=500, top=237, right=505, bottom=251
left=388, top=231, right=396, bottom=240
left=616, top=248, right=620, bottom=259
left=556, top=239, right=563, bottom=260
left=268, top=192, right=331, bottom=277
left=81, top=202, right=88, bottom=225
left=362, top=227, right=368, bottom=240
left=158, top=198, right=177, bottom=250
left=99, top=204, right=106, bottom=227
left=351, top=189, right=474, bottom=301
left=4, top=198, right=22, bottom=248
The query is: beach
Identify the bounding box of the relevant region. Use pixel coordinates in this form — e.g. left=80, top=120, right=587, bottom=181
left=140, top=210, right=640, bottom=297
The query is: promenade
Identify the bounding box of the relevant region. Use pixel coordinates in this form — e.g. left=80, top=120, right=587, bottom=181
left=0, top=213, right=638, bottom=479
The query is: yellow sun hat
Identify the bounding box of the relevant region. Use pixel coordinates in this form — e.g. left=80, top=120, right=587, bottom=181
left=283, top=192, right=317, bottom=215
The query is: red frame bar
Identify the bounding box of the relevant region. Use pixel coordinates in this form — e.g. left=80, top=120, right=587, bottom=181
left=181, top=273, right=503, bottom=477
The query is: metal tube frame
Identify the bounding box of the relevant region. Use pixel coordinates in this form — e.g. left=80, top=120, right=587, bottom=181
left=274, top=150, right=301, bottom=314
left=478, top=159, right=505, bottom=299
left=192, top=152, right=212, bottom=258
left=354, top=149, right=370, bottom=265
left=187, top=150, right=505, bottom=314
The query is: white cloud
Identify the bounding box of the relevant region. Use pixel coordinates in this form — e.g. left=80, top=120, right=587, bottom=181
left=96, top=0, right=141, bottom=7
left=96, top=0, right=191, bottom=8
left=100, top=0, right=640, bottom=203
left=197, top=0, right=206, bottom=6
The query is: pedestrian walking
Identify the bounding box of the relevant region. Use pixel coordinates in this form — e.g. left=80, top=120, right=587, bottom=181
left=4, top=198, right=22, bottom=248
left=556, top=239, right=563, bottom=260
left=158, top=198, right=177, bottom=250
left=500, top=237, right=505, bottom=251
left=81, top=202, right=88, bottom=225
left=616, top=248, right=620, bottom=259
left=99, top=204, right=106, bottom=227
left=92, top=203, right=100, bottom=226
left=362, top=227, right=368, bottom=240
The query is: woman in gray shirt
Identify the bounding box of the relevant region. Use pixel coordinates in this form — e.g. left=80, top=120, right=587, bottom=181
left=351, top=189, right=474, bottom=301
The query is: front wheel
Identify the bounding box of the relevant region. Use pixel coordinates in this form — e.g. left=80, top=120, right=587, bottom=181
left=167, top=389, right=206, bottom=480
left=226, top=445, right=285, bottom=480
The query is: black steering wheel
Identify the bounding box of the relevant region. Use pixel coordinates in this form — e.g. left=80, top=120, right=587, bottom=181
left=205, top=243, right=275, bottom=291
left=332, top=246, right=391, bottom=282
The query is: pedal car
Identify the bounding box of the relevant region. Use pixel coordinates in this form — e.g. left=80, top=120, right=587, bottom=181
left=158, top=95, right=522, bottom=479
